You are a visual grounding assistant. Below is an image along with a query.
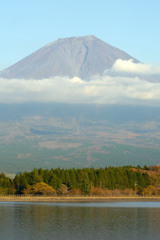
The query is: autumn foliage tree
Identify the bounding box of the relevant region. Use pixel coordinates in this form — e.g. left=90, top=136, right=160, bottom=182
left=22, top=182, right=56, bottom=195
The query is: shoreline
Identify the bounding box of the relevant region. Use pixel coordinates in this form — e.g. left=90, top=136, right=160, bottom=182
left=0, top=196, right=160, bottom=203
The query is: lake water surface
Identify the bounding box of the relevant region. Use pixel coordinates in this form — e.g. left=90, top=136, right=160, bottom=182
left=0, top=201, right=160, bottom=240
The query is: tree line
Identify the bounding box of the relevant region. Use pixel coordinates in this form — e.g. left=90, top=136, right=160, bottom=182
left=1, top=165, right=158, bottom=196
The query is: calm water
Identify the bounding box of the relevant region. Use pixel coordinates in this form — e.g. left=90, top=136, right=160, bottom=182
left=0, top=201, right=160, bottom=240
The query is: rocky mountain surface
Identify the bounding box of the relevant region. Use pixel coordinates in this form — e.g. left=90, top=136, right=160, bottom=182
left=0, top=35, right=138, bottom=80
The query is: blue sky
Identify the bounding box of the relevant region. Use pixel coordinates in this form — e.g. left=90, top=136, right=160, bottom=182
left=1, top=0, right=160, bottom=69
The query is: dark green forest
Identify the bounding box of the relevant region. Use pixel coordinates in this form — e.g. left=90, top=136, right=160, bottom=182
left=1, top=165, right=160, bottom=196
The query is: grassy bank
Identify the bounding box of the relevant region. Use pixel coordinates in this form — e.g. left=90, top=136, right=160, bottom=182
left=0, top=195, right=160, bottom=202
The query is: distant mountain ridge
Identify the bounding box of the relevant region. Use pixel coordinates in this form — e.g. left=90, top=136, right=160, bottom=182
left=0, top=35, right=138, bottom=80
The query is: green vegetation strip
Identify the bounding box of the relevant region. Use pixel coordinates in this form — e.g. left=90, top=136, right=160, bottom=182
left=1, top=165, right=160, bottom=197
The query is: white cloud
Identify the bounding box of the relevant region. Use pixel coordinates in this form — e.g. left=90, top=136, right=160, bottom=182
left=0, top=60, right=160, bottom=106
left=110, top=59, right=160, bottom=75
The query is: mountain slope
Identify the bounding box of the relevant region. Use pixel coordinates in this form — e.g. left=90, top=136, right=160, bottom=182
left=0, top=35, right=138, bottom=80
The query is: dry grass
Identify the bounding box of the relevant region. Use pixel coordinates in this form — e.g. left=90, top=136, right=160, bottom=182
left=0, top=195, right=160, bottom=202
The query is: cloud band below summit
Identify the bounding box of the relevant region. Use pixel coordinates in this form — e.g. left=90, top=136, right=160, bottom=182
left=0, top=60, right=160, bottom=106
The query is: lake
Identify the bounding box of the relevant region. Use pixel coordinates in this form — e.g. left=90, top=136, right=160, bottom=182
left=0, top=201, right=160, bottom=240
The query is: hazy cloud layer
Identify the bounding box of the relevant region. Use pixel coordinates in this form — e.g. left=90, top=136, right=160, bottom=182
left=0, top=59, right=160, bottom=106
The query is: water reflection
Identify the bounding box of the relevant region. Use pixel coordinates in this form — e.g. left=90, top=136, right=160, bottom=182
left=0, top=202, right=160, bottom=240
